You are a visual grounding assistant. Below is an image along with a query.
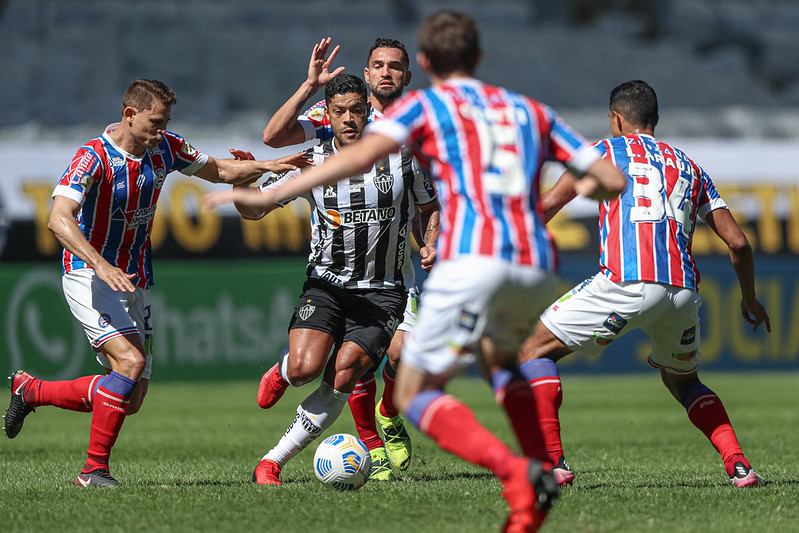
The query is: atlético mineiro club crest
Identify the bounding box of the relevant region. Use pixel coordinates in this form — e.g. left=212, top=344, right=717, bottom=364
left=298, top=304, right=315, bottom=320
left=373, top=164, right=394, bottom=195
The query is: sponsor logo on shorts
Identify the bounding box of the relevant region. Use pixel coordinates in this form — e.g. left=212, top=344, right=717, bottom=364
left=458, top=310, right=478, bottom=332
left=298, top=304, right=315, bottom=321
left=98, top=313, right=111, bottom=328
left=384, top=316, right=401, bottom=336
left=602, top=312, right=627, bottom=334
left=680, top=326, right=696, bottom=345
left=672, top=350, right=697, bottom=362
left=592, top=332, right=613, bottom=346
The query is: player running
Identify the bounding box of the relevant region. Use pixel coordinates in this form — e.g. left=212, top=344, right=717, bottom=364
left=260, top=37, right=434, bottom=477
left=207, top=12, right=626, bottom=532
left=213, top=73, right=437, bottom=486
left=2, top=79, right=309, bottom=486
left=519, top=79, right=770, bottom=488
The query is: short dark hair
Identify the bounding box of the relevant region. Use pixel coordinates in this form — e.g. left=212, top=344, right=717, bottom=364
left=324, top=73, right=368, bottom=104
left=609, top=80, right=659, bottom=130
left=417, top=11, right=480, bottom=76
left=367, top=38, right=410, bottom=71
left=122, top=79, right=177, bottom=112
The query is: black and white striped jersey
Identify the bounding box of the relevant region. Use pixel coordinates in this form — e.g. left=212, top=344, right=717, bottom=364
left=262, top=139, right=437, bottom=290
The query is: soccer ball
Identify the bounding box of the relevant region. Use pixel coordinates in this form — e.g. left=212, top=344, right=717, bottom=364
left=313, top=433, right=372, bottom=491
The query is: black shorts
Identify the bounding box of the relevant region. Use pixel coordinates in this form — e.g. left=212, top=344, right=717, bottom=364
left=289, top=278, right=407, bottom=368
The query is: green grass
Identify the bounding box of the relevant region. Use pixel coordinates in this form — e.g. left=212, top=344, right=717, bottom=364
left=1, top=372, right=797, bottom=532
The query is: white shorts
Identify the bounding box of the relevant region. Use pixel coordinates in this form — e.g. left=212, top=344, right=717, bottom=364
left=396, top=285, right=419, bottom=333
left=540, top=274, right=702, bottom=374
left=62, top=268, right=154, bottom=379
left=402, top=256, right=558, bottom=376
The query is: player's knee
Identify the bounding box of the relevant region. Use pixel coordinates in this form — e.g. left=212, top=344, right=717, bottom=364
left=286, top=357, right=323, bottom=386
left=112, top=348, right=146, bottom=380
left=386, top=344, right=402, bottom=369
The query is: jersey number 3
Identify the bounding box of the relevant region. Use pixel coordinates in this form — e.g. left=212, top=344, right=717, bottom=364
left=628, top=162, right=691, bottom=238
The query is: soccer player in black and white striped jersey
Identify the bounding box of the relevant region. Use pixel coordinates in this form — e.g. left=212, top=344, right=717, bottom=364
left=213, top=73, right=438, bottom=485
left=260, top=37, right=436, bottom=479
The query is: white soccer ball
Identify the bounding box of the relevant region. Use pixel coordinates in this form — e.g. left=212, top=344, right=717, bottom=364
left=313, top=433, right=372, bottom=491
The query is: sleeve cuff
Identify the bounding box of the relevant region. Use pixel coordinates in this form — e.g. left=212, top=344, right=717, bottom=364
left=565, top=143, right=603, bottom=179
left=298, top=117, right=318, bottom=142
left=52, top=184, right=85, bottom=205
left=365, top=119, right=409, bottom=146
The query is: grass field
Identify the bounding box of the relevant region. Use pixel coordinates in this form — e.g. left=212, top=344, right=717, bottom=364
left=1, top=372, right=797, bottom=533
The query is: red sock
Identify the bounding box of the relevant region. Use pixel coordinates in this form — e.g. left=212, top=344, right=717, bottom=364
left=348, top=375, right=383, bottom=450
left=685, top=392, right=748, bottom=475
left=380, top=364, right=399, bottom=418
left=409, top=392, right=515, bottom=478
left=529, top=377, right=564, bottom=465
left=82, top=373, right=136, bottom=473
left=495, top=375, right=548, bottom=463
left=32, top=375, right=100, bottom=413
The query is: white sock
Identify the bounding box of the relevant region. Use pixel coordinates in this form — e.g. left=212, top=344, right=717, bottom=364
left=264, top=381, right=349, bottom=466
left=278, top=348, right=294, bottom=386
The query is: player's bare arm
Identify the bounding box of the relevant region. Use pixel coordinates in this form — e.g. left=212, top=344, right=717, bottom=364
left=205, top=133, right=399, bottom=210
left=193, top=151, right=311, bottom=185
left=539, top=171, right=579, bottom=223
left=704, top=207, right=771, bottom=333
left=48, top=196, right=137, bottom=293
left=262, top=37, right=345, bottom=147
left=419, top=206, right=440, bottom=271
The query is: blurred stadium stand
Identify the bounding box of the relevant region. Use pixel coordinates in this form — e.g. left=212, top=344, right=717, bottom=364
left=1, top=0, right=799, bottom=140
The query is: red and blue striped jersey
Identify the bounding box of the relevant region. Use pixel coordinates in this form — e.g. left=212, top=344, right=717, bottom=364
left=595, top=134, right=727, bottom=290
left=368, top=78, right=601, bottom=270
left=52, top=123, right=208, bottom=288
left=298, top=100, right=381, bottom=142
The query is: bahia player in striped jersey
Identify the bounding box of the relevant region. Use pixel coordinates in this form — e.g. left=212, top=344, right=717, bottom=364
left=219, top=73, right=438, bottom=486
left=207, top=12, right=626, bottom=532
left=2, top=79, right=310, bottom=487
left=520, top=80, right=771, bottom=488
left=261, top=37, right=433, bottom=479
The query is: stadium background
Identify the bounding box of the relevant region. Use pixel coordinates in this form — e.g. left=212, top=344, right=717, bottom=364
left=0, top=0, right=796, bottom=381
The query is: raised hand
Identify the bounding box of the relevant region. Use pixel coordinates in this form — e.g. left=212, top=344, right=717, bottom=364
left=308, top=37, right=346, bottom=89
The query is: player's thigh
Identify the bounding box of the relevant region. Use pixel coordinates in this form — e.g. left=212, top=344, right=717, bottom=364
left=343, top=286, right=406, bottom=372
left=63, top=269, right=153, bottom=377
left=643, top=285, right=702, bottom=374
left=287, top=279, right=344, bottom=380
left=540, top=274, right=646, bottom=357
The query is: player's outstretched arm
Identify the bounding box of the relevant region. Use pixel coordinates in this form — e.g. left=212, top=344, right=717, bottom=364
left=704, top=207, right=771, bottom=333
left=262, top=37, right=345, bottom=147
left=194, top=151, right=312, bottom=185
left=48, top=196, right=136, bottom=293
left=225, top=148, right=285, bottom=220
